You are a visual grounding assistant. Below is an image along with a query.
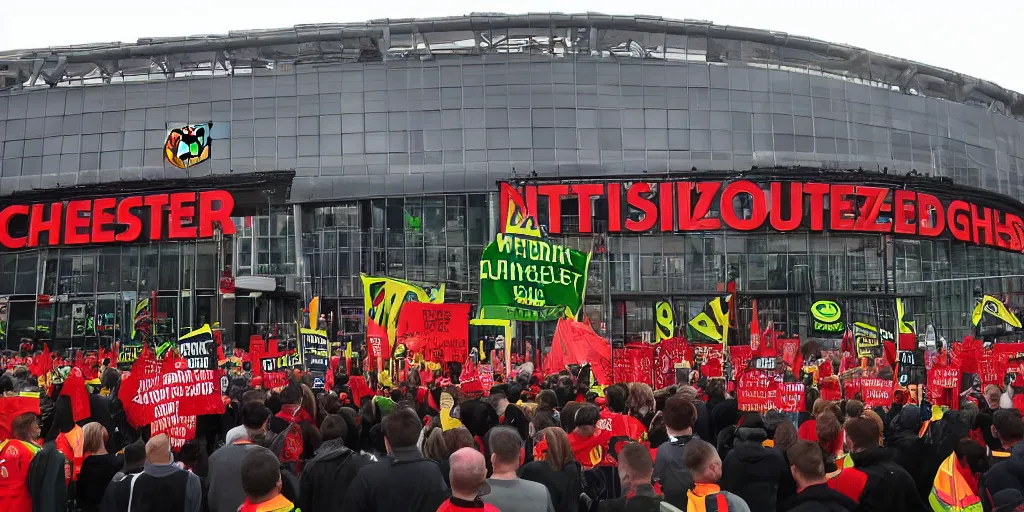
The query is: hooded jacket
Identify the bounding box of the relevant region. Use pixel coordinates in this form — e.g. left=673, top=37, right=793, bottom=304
left=841, top=447, right=926, bottom=512
left=981, top=441, right=1024, bottom=510
left=299, top=439, right=373, bottom=512
left=886, top=405, right=930, bottom=502
left=778, top=483, right=858, bottom=512
left=342, top=445, right=448, bottom=512
left=719, top=428, right=788, bottom=512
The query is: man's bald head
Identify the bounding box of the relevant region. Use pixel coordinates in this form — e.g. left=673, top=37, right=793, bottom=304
left=449, top=447, right=487, bottom=499
left=146, top=434, right=172, bottom=464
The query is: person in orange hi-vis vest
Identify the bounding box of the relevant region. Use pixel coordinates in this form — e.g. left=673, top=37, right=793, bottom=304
left=0, top=403, right=43, bottom=512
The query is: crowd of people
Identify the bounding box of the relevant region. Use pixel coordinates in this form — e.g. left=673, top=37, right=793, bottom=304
left=3, top=353, right=1024, bottom=512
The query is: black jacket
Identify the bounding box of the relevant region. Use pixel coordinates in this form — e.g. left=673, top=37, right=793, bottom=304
left=848, top=447, right=927, bottom=512
left=779, top=484, right=858, bottom=512
left=981, top=442, right=1024, bottom=510
left=886, top=406, right=928, bottom=502
left=519, top=460, right=582, bottom=512
left=652, top=434, right=698, bottom=511
left=77, top=453, right=123, bottom=512
left=501, top=404, right=530, bottom=440
left=343, top=446, right=448, bottom=512
left=693, top=401, right=712, bottom=443
left=719, top=428, right=788, bottom=512
left=596, top=484, right=662, bottom=512
left=27, top=442, right=68, bottom=512
left=299, top=440, right=374, bottom=512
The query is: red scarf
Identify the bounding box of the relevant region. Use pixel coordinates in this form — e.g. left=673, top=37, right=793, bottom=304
left=276, top=404, right=313, bottom=425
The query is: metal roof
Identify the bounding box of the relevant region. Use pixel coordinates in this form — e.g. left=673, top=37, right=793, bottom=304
left=2, top=12, right=1021, bottom=119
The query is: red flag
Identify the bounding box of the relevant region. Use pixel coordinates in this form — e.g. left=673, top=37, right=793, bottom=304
left=60, top=371, right=91, bottom=422
left=367, top=319, right=391, bottom=361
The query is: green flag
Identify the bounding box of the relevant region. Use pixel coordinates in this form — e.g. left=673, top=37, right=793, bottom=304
left=478, top=233, right=591, bottom=322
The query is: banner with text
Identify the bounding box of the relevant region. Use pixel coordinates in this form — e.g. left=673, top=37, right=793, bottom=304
left=397, top=302, right=472, bottom=363
left=737, top=371, right=782, bottom=413
left=479, top=234, right=591, bottom=322
left=119, top=349, right=225, bottom=449
left=178, top=324, right=216, bottom=370
left=300, top=328, right=330, bottom=372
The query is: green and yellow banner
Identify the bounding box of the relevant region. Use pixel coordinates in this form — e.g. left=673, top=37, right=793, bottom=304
left=655, top=301, right=674, bottom=343
left=972, top=295, right=1021, bottom=329
left=688, top=296, right=731, bottom=345
left=478, top=200, right=591, bottom=322
left=361, top=275, right=445, bottom=347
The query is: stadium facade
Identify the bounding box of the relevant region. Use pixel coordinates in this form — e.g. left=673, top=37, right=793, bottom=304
left=2, top=13, right=1024, bottom=351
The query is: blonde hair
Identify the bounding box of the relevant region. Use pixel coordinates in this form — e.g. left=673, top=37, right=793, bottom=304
left=82, top=422, right=107, bottom=454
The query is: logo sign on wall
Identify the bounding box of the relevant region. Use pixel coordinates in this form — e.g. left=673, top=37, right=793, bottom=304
left=165, top=123, right=213, bottom=169
left=811, top=300, right=844, bottom=335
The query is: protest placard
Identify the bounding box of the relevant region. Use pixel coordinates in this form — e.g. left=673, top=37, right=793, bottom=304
left=178, top=324, right=216, bottom=370
left=301, top=328, right=330, bottom=372
left=397, top=303, right=471, bottom=363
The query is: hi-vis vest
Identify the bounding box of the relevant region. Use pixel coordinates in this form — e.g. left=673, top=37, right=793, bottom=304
left=687, top=484, right=730, bottom=512
left=929, top=452, right=982, bottom=512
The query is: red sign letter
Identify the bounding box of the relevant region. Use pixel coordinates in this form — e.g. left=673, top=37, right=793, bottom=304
left=570, top=184, right=604, bottom=233
left=198, top=190, right=236, bottom=237
left=719, top=181, right=766, bottom=231
left=0, top=205, right=29, bottom=249
left=115, top=196, right=144, bottom=243
left=624, top=183, right=658, bottom=232
left=28, top=203, right=62, bottom=247
left=63, top=200, right=92, bottom=245
left=168, top=192, right=199, bottom=239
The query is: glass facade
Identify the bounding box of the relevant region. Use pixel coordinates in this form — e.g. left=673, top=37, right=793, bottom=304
left=5, top=18, right=1024, bottom=351
left=0, top=241, right=221, bottom=350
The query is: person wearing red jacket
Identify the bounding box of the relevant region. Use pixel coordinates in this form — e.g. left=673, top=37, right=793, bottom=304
left=0, top=409, right=42, bottom=512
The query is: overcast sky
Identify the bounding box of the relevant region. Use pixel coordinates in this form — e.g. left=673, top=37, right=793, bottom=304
left=2, top=0, right=1021, bottom=91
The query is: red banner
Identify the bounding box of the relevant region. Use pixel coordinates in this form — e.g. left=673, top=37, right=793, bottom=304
left=860, top=378, right=895, bottom=408
left=776, top=383, right=804, bottom=412
left=367, top=319, right=390, bottom=361
left=397, top=303, right=471, bottom=363
left=929, top=367, right=961, bottom=389
left=778, top=338, right=801, bottom=372
left=820, top=379, right=841, bottom=402
left=119, top=350, right=225, bottom=449
left=479, top=364, right=494, bottom=390
left=729, top=346, right=753, bottom=377
left=653, top=338, right=690, bottom=389
left=613, top=344, right=654, bottom=386
left=737, top=371, right=781, bottom=412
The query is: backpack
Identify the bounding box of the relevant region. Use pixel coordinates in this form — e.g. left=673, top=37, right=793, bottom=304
left=268, top=422, right=305, bottom=472
left=655, top=436, right=698, bottom=510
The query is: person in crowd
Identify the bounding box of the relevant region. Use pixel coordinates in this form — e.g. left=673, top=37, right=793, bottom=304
left=779, top=440, right=857, bottom=512
left=682, top=439, right=751, bottom=512
left=719, top=412, right=789, bottom=512
left=0, top=409, right=41, bottom=512
left=981, top=409, right=1024, bottom=509
left=489, top=387, right=530, bottom=440
left=798, top=399, right=834, bottom=443
left=268, top=382, right=320, bottom=469
left=483, top=426, right=554, bottom=512
left=77, top=422, right=121, bottom=512
left=886, top=404, right=929, bottom=501
left=237, top=447, right=299, bottom=512
left=225, top=389, right=269, bottom=445
left=653, top=396, right=699, bottom=510
left=345, top=407, right=447, bottom=512
left=299, top=414, right=374, bottom=512
left=828, top=415, right=924, bottom=512
left=985, top=385, right=1003, bottom=411
left=815, top=412, right=844, bottom=473
left=109, top=439, right=146, bottom=482
left=101, top=434, right=202, bottom=512
left=520, top=426, right=582, bottom=512
left=439, top=447, right=499, bottom=512
left=566, top=403, right=611, bottom=468
left=773, top=421, right=800, bottom=505
left=207, top=401, right=272, bottom=512
left=677, top=386, right=711, bottom=442
left=598, top=442, right=665, bottom=512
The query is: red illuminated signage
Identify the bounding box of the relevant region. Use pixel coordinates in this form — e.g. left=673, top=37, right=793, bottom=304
left=0, top=190, right=235, bottom=249
left=499, top=180, right=1024, bottom=253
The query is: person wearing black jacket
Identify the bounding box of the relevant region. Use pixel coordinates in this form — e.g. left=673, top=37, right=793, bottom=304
left=300, top=415, right=374, bottom=512
left=832, top=416, right=926, bottom=512
left=720, top=426, right=789, bottom=512
left=344, top=407, right=448, bottom=512
left=519, top=427, right=582, bottom=512
left=652, top=396, right=699, bottom=511
left=886, top=405, right=929, bottom=502
left=779, top=441, right=857, bottom=512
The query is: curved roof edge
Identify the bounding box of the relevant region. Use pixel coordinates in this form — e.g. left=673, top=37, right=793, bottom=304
left=1, top=12, right=1021, bottom=120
